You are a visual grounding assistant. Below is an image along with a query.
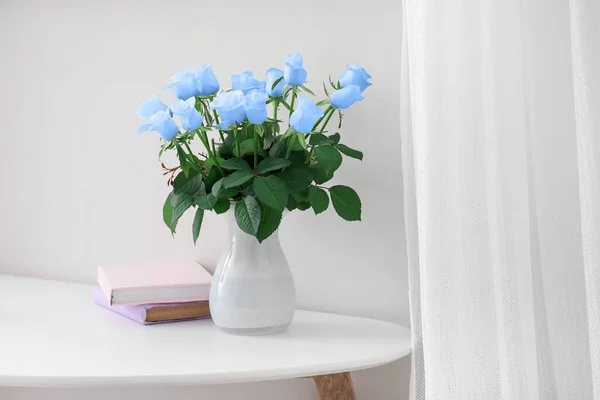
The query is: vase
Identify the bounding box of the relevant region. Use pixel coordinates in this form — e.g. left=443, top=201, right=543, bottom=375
left=209, top=208, right=296, bottom=335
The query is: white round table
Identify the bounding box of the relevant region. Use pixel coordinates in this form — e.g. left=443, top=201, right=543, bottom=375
left=0, top=275, right=411, bottom=399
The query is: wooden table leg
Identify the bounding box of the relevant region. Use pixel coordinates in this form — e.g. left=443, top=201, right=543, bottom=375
left=312, top=372, right=356, bottom=400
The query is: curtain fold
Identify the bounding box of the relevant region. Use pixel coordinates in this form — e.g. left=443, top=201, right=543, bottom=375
left=401, top=0, right=600, bottom=399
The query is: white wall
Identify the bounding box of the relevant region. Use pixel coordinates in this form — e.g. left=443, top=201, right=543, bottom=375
left=0, top=0, right=408, bottom=398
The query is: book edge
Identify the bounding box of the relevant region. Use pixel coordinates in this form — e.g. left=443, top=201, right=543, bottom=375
left=97, top=267, right=114, bottom=306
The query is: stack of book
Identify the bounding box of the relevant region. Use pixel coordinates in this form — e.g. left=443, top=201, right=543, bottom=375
left=93, top=262, right=212, bottom=325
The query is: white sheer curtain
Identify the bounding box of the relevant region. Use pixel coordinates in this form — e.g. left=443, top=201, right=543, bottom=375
left=400, top=0, right=600, bottom=399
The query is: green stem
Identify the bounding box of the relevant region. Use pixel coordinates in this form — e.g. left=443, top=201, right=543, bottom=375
left=253, top=129, right=259, bottom=170
left=305, top=146, right=315, bottom=163
left=196, top=130, right=223, bottom=174
left=285, top=133, right=297, bottom=159
left=212, top=110, right=225, bottom=142
left=183, top=141, right=195, bottom=160
left=312, top=105, right=333, bottom=132
left=211, top=139, right=218, bottom=158
left=273, top=99, right=279, bottom=120
left=288, top=87, right=297, bottom=125
left=318, top=107, right=335, bottom=134
left=234, top=127, right=242, bottom=158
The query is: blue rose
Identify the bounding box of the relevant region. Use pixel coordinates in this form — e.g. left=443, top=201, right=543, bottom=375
left=138, top=109, right=179, bottom=141
left=194, top=63, right=220, bottom=96
left=338, top=64, right=372, bottom=92
left=231, top=71, right=266, bottom=94
left=210, top=90, right=246, bottom=129
left=244, top=89, right=268, bottom=124
left=284, top=53, right=307, bottom=86
left=266, top=68, right=285, bottom=97
left=170, top=98, right=203, bottom=131
left=290, top=96, right=324, bottom=134
left=167, top=68, right=200, bottom=100
left=330, top=85, right=363, bottom=109
left=137, top=94, right=168, bottom=119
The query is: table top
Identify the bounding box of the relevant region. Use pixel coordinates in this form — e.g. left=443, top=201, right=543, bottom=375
left=0, top=274, right=411, bottom=387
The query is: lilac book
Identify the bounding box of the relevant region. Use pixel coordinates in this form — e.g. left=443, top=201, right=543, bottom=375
left=92, top=286, right=211, bottom=325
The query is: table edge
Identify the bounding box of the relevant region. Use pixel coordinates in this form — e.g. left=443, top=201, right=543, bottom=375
left=0, top=274, right=413, bottom=387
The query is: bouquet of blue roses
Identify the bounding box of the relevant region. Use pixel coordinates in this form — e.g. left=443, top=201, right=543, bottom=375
left=138, top=53, right=371, bottom=243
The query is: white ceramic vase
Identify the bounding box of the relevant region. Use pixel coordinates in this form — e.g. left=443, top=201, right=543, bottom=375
left=209, top=208, right=296, bottom=335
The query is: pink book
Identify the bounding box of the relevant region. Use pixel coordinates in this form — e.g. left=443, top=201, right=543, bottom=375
left=97, top=262, right=212, bottom=305
left=92, top=286, right=210, bottom=325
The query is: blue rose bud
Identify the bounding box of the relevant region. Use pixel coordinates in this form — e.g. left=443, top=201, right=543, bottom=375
left=338, top=63, right=372, bottom=92
left=138, top=109, right=180, bottom=141
left=194, top=63, right=220, bottom=96
left=284, top=53, right=308, bottom=86
left=266, top=68, right=285, bottom=97
left=170, top=98, right=203, bottom=131
left=244, top=89, right=268, bottom=125
left=167, top=68, right=200, bottom=100
left=137, top=94, right=168, bottom=120
left=210, top=90, right=246, bottom=129
left=330, top=85, right=364, bottom=109
left=231, top=71, right=266, bottom=94
left=290, top=96, right=324, bottom=134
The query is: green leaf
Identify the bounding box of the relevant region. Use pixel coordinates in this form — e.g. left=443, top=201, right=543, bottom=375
left=195, top=194, right=217, bottom=210
left=280, top=100, right=292, bottom=112
left=176, top=143, right=191, bottom=177
left=291, top=189, right=309, bottom=203
left=192, top=208, right=204, bottom=245
left=214, top=198, right=231, bottom=214
left=233, top=139, right=258, bottom=157
left=204, top=156, right=225, bottom=169
left=279, top=167, right=312, bottom=193
left=309, top=134, right=333, bottom=146
left=159, top=141, right=173, bottom=160
left=170, top=192, right=194, bottom=225
left=257, top=158, right=292, bottom=174
left=330, top=185, right=362, bottom=221
left=314, top=145, right=343, bottom=176
left=254, top=176, right=288, bottom=212
left=271, top=76, right=284, bottom=91
left=329, top=74, right=340, bottom=90
left=222, top=170, right=254, bottom=189
left=301, top=85, right=316, bottom=96
left=337, top=144, right=363, bottom=161
left=220, top=188, right=239, bottom=199
left=268, top=136, right=288, bottom=158
left=262, top=125, right=275, bottom=150
left=296, top=132, right=307, bottom=149
left=286, top=194, right=298, bottom=211
left=254, top=124, right=264, bottom=137
left=329, top=132, right=341, bottom=145
left=220, top=157, right=251, bottom=171
left=316, top=99, right=330, bottom=107
left=289, top=150, right=310, bottom=168
left=163, top=193, right=177, bottom=233
left=234, top=196, right=262, bottom=236
left=310, top=165, right=334, bottom=184
left=308, top=186, right=329, bottom=215
left=297, top=201, right=311, bottom=211
left=203, top=167, right=222, bottom=193
left=173, top=171, right=204, bottom=195
left=211, top=178, right=225, bottom=197
left=323, top=81, right=330, bottom=97
left=257, top=205, right=282, bottom=243
left=212, top=178, right=240, bottom=199
left=281, top=127, right=296, bottom=139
